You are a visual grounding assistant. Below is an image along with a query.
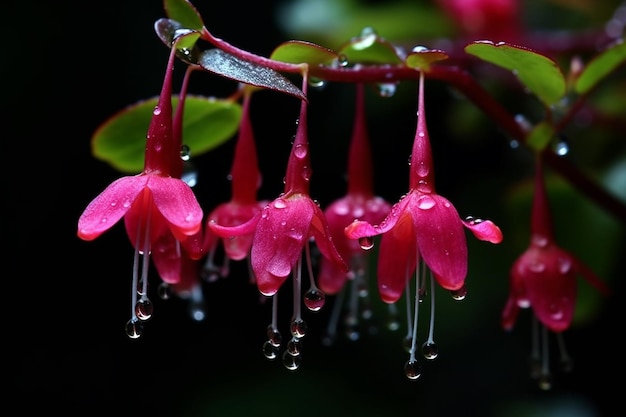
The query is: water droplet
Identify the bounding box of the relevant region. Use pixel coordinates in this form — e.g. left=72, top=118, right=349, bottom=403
left=531, top=234, right=549, bottom=247
left=266, top=325, right=282, bottom=347
left=416, top=161, right=429, bottom=177
left=422, top=341, right=439, bottom=360
left=308, top=77, right=326, bottom=89
left=345, top=326, right=359, bottom=341
left=304, top=288, right=326, bottom=311
left=353, top=27, right=377, bottom=50
left=154, top=142, right=162, bottom=152
left=274, top=198, right=287, bottom=209
left=553, top=134, right=570, bottom=156
left=411, top=45, right=428, bottom=53
left=417, top=195, right=435, bottom=210
left=263, top=341, right=279, bottom=360
left=180, top=144, right=191, bottom=161
left=153, top=106, right=162, bottom=116
left=404, top=360, right=422, bottom=380
left=125, top=317, right=144, bottom=339
left=538, top=373, right=553, bottom=390
left=135, top=298, right=153, bottom=321
left=282, top=350, right=302, bottom=371
left=377, top=82, right=397, bottom=97
left=287, top=338, right=302, bottom=356
left=158, top=283, right=172, bottom=300
left=387, top=318, right=400, bottom=331
left=290, top=318, right=307, bottom=338
left=336, top=54, right=349, bottom=67
left=450, top=286, right=467, bottom=301
left=293, top=144, right=307, bottom=159
left=558, top=257, right=572, bottom=274
left=358, top=236, right=374, bottom=250
left=464, top=215, right=483, bottom=225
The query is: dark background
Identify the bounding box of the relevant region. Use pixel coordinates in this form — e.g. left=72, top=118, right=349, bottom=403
left=5, top=0, right=625, bottom=416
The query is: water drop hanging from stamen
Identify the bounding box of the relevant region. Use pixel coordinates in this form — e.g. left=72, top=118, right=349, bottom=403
left=266, top=325, right=282, bottom=347
left=290, top=318, right=307, bottom=339
left=422, top=341, right=439, bottom=360
left=263, top=341, right=279, bottom=360
left=135, top=298, right=154, bottom=321
left=538, top=372, right=553, bottom=390
left=358, top=236, right=374, bottom=250
left=404, top=360, right=422, bottom=380
left=304, top=288, right=326, bottom=312
left=282, top=350, right=302, bottom=371
left=287, top=338, right=302, bottom=356
left=125, top=317, right=144, bottom=339
left=450, top=286, right=467, bottom=301
left=180, top=144, right=191, bottom=161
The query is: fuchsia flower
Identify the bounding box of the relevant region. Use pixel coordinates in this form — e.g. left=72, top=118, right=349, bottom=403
left=501, top=154, right=609, bottom=388
left=209, top=74, right=348, bottom=369
left=345, top=71, right=502, bottom=379
left=202, top=87, right=268, bottom=282
left=318, top=83, right=391, bottom=343
left=77, top=47, right=204, bottom=337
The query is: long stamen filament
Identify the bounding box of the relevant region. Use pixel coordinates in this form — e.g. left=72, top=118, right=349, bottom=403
left=409, top=258, right=421, bottom=363
left=426, top=271, right=435, bottom=344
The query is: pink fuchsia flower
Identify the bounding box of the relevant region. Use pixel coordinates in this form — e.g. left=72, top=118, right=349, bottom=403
left=209, top=74, right=348, bottom=370
left=77, top=47, right=204, bottom=338
left=436, top=0, right=523, bottom=43
left=501, top=154, right=609, bottom=389
left=345, top=71, right=502, bottom=379
left=202, top=87, right=268, bottom=282
left=318, top=83, right=391, bottom=344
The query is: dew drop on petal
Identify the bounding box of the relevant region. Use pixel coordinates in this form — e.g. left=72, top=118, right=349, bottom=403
left=293, top=144, right=307, bottom=159
left=125, top=317, right=144, bottom=339
left=359, top=236, right=374, bottom=250
left=450, top=286, right=467, bottom=301
left=263, top=341, right=279, bottom=360
left=417, top=195, right=436, bottom=210
left=404, top=360, right=422, bottom=380
left=290, top=318, right=307, bottom=338
left=304, top=288, right=326, bottom=312
left=558, top=257, right=572, bottom=274
left=135, top=298, right=154, bottom=321
left=274, top=198, right=287, bottom=209
left=422, top=341, right=439, bottom=360
left=153, top=106, right=162, bottom=115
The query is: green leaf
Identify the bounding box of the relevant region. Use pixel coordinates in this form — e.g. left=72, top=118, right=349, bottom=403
left=405, top=48, right=448, bottom=71
left=92, top=96, right=242, bottom=173
left=526, top=121, right=555, bottom=152
left=337, top=28, right=403, bottom=65
left=575, top=38, right=626, bottom=94
left=163, top=0, right=204, bottom=30
left=270, top=40, right=339, bottom=66
left=465, top=41, right=566, bottom=107
left=198, top=49, right=306, bottom=100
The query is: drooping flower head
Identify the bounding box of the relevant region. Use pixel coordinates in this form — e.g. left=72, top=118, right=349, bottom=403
left=501, top=153, right=609, bottom=389
left=202, top=86, right=268, bottom=283
left=77, top=46, right=204, bottom=338
left=345, top=71, right=503, bottom=379
left=318, top=83, right=391, bottom=344
left=209, top=72, right=348, bottom=370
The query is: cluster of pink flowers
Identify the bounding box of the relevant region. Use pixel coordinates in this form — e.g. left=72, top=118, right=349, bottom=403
left=77, top=0, right=612, bottom=384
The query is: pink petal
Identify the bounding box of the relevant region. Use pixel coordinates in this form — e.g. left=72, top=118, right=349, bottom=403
left=77, top=176, right=148, bottom=241
left=412, top=194, right=467, bottom=290
left=309, top=202, right=349, bottom=274
left=462, top=218, right=503, bottom=244
left=377, top=212, right=417, bottom=303
left=147, top=176, right=203, bottom=239
left=344, top=196, right=410, bottom=239
left=251, top=196, right=313, bottom=296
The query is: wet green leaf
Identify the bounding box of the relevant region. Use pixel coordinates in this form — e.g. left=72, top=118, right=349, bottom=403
left=199, top=49, right=306, bottom=100
left=526, top=121, right=555, bottom=152
left=405, top=48, right=448, bottom=71
left=92, top=96, right=242, bottom=173
left=575, top=38, right=626, bottom=94
left=338, top=28, right=403, bottom=65
left=163, top=0, right=204, bottom=30
left=465, top=41, right=566, bottom=107
left=270, top=40, right=339, bottom=66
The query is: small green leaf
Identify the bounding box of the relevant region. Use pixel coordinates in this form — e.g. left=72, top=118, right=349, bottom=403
left=338, top=28, right=403, bottom=65
left=525, top=121, right=555, bottom=152
left=92, top=96, right=242, bottom=173
left=465, top=41, right=566, bottom=107
left=575, top=38, right=626, bottom=95
left=199, top=49, right=306, bottom=100
left=270, top=40, right=339, bottom=66
left=163, top=0, right=204, bottom=30
left=405, top=48, right=448, bottom=71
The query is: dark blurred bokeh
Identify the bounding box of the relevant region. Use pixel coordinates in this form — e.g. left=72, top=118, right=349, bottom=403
left=5, top=0, right=625, bottom=416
